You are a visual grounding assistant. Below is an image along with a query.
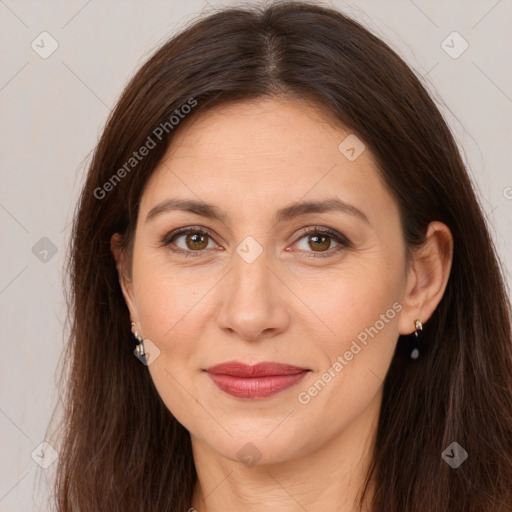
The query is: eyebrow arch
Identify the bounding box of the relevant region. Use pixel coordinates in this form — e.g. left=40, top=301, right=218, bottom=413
left=145, top=197, right=369, bottom=225
left=146, top=198, right=228, bottom=224
left=274, top=198, right=369, bottom=225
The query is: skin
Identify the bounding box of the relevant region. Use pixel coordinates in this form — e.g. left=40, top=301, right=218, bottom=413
left=111, top=96, right=453, bottom=511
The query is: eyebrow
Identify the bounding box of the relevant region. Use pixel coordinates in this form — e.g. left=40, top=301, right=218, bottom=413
left=145, top=197, right=369, bottom=225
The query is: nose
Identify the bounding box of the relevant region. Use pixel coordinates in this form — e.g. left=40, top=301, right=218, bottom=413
left=216, top=252, right=291, bottom=342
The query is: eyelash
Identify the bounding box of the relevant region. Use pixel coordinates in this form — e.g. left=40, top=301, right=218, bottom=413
left=160, top=225, right=352, bottom=259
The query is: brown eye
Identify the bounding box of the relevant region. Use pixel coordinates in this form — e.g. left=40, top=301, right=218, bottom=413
left=292, top=227, right=351, bottom=258
left=307, top=234, right=332, bottom=252
left=184, top=232, right=209, bottom=250
left=162, top=227, right=217, bottom=256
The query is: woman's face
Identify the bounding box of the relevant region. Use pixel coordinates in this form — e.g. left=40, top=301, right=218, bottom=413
left=116, top=96, right=417, bottom=465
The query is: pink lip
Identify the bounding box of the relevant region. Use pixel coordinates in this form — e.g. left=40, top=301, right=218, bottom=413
left=204, top=361, right=310, bottom=399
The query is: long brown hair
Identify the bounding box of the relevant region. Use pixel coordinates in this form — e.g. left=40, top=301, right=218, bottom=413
left=52, top=2, right=512, bottom=510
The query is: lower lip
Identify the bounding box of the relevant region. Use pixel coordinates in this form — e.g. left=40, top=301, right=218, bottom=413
left=206, top=371, right=309, bottom=399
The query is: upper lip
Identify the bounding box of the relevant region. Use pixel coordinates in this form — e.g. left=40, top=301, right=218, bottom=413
left=204, top=361, right=309, bottom=377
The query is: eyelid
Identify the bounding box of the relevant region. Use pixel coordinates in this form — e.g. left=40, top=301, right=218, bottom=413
left=292, top=225, right=351, bottom=245
left=160, top=225, right=217, bottom=245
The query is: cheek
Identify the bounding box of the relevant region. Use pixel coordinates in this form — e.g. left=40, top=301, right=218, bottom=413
left=133, top=266, right=206, bottom=424
left=293, top=273, right=401, bottom=433
left=299, top=258, right=403, bottom=407
left=307, top=261, right=403, bottom=343
left=132, top=251, right=210, bottom=342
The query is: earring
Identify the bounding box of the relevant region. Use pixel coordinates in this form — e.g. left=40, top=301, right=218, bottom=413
left=409, top=319, right=423, bottom=360
left=131, top=322, right=146, bottom=358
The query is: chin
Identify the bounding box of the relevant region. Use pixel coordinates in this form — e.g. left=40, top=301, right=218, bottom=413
left=193, top=421, right=310, bottom=466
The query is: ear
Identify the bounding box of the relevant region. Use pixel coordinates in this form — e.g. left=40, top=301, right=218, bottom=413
left=110, top=233, right=139, bottom=323
left=398, top=221, right=453, bottom=335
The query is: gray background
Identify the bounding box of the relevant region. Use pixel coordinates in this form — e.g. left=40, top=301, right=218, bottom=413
left=1, top=0, right=511, bottom=509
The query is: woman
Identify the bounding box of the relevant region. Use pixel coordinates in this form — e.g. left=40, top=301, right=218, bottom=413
left=52, top=1, right=512, bottom=510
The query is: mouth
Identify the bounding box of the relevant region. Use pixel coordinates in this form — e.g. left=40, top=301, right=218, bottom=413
left=203, top=361, right=311, bottom=399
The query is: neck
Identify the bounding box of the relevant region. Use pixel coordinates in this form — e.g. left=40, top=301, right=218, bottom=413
left=190, top=390, right=381, bottom=512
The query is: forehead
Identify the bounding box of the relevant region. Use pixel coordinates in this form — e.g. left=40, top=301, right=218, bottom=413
left=139, top=96, right=395, bottom=224
left=163, top=96, right=352, bottom=163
